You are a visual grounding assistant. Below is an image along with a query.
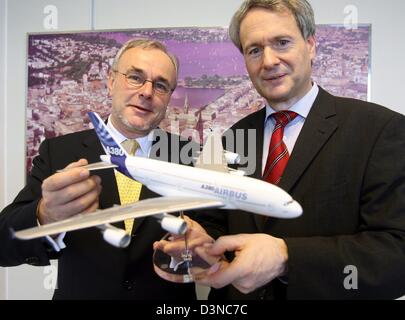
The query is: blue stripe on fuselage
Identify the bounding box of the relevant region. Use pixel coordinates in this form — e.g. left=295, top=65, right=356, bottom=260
left=88, top=112, right=126, bottom=158
left=111, top=155, right=132, bottom=178
left=88, top=112, right=132, bottom=178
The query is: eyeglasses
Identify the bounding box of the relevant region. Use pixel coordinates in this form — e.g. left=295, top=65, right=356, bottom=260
left=113, top=70, right=174, bottom=95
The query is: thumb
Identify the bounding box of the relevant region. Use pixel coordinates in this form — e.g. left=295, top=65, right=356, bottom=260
left=64, top=158, right=89, bottom=170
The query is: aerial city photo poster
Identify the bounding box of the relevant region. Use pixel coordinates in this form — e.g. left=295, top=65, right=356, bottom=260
left=26, top=25, right=370, bottom=172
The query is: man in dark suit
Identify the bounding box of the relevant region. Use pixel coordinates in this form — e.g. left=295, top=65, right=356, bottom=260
left=161, top=0, right=405, bottom=299
left=0, top=39, right=197, bottom=299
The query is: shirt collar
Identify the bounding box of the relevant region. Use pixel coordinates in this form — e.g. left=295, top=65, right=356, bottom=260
left=265, top=82, right=319, bottom=123
left=106, top=115, right=153, bottom=156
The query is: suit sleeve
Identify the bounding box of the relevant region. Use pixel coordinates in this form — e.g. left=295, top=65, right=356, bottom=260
left=0, top=139, right=59, bottom=267
left=285, top=113, right=405, bottom=299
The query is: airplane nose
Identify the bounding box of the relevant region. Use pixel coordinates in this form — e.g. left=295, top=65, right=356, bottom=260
left=285, top=200, right=303, bottom=218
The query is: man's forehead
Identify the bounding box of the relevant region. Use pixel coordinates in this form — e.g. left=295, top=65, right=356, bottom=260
left=117, top=47, right=176, bottom=79
left=240, top=8, right=300, bottom=44
left=241, top=7, right=296, bottom=29
left=119, top=48, right=172, bottom=68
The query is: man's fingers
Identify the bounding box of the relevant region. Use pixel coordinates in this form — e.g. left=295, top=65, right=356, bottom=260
left=43, top=167, right=91, bottom=192
left=205, top=234, right=245, bottom=256
left=182, top=215, right=206, bottom=233
left=42, top=159, right=93, bottom=192
left=153, top=240, right=170, bottom=251
left=208, top=261, right=240, bottom=287
left=43, top=175, right=101, bottom=207
left=82, top=196, right=100, bottom=214
left=160, top=238, right=187, bottom=253
left=62, top=175, right=101, bottom=204
left=64, top=159, right=88, bottom=169
left=195, top=260, right=239, bottom=288
left=187, top=231, right=214, bottom=249
left=194, top=246, right=222, bottom=266
left=57, top=186, right=101, bottom=215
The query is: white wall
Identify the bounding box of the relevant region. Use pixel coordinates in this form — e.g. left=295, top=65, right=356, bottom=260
left=0, top=0, right=8, bottom=301
left=0, top=269, right=5, bottom=300
left=1, top=0, right=93, bottom=300
left=0, top=0, right=6, bottom=209
left=0, top=268, right=5, bottom=300
left=1, top=0, right=405, bottom=300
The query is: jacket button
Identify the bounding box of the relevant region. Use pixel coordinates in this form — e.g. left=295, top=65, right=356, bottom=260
left=123, top=280, right=134, bottom=290
left=25, top=257, right=40, bottom=266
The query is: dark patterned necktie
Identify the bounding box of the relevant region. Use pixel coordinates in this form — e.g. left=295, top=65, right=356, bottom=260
left=263, top=111, right=298, bottom=185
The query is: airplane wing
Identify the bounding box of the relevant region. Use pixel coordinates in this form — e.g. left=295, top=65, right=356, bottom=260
left=13, top=197, right=224, bottom=240
left=57, top=161, right=118, bottom=173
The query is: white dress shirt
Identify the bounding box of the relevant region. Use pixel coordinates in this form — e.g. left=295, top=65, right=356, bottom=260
left=262, top=83, right=319, bottom=174
left=107, top=115, right=153, bottom=158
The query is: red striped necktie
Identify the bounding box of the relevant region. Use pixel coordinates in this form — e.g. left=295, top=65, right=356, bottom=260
left=263, top=111, right=298, bottom=185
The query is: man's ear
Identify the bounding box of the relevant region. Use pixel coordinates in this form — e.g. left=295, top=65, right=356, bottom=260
left=307, top=36, right=317, bottom=61
left=107, top=71, right=115, bottom=97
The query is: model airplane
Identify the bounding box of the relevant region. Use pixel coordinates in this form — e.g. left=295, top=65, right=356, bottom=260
left=13, top=112, right=303, bottom=248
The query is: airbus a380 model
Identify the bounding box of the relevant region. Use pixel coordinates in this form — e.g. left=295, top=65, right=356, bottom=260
left=13, top=112, right=302, bottom=248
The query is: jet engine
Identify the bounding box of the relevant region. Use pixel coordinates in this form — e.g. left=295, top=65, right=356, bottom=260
left=101, top=225, right=131, bottom=248
left=160, top=215, right=188, bottom=235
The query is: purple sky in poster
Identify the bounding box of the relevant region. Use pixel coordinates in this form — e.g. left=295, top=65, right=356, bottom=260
left=80, top=31, right=247, bottom=78
left=166, top=41, right=246, bottom=78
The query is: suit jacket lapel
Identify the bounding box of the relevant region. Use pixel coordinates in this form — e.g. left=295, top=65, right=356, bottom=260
left=81, top=131, right=121, bottom=217
left=239, top=108, right=266, bottom=179
left=278, top=87, right=338, bottom=193
left=241, top=108, right=270, bottom=231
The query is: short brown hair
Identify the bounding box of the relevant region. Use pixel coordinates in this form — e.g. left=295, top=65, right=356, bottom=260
left=229, top=0, right=316, bottom=52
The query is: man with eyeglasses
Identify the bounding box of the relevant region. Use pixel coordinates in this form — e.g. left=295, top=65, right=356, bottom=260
left=0, top=39, right=197, bottom=300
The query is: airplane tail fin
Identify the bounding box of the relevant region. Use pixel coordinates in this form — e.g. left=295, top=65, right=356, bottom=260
left=194, top=129, right=228, bottom=173
left=88, top=112, right=128, bottom=160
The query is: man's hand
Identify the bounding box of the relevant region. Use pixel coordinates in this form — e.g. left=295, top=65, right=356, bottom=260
left=195, top=234, right=288, bottom=294
left=153, top=216, right=218, bottom=265
left=37, top=159, right=102, bottom=225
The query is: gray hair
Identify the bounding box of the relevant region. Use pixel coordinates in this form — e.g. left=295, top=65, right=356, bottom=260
left=111, top=38, right=179, bottom=85
left=229, top=0, right=316, bottom=53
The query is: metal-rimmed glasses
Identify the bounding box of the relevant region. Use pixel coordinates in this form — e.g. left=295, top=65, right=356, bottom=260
left=113, top=70, right=174, bottom=95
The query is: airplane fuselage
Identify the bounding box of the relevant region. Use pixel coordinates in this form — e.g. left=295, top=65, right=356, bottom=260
left=104, top=155, right=302, bottom=219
